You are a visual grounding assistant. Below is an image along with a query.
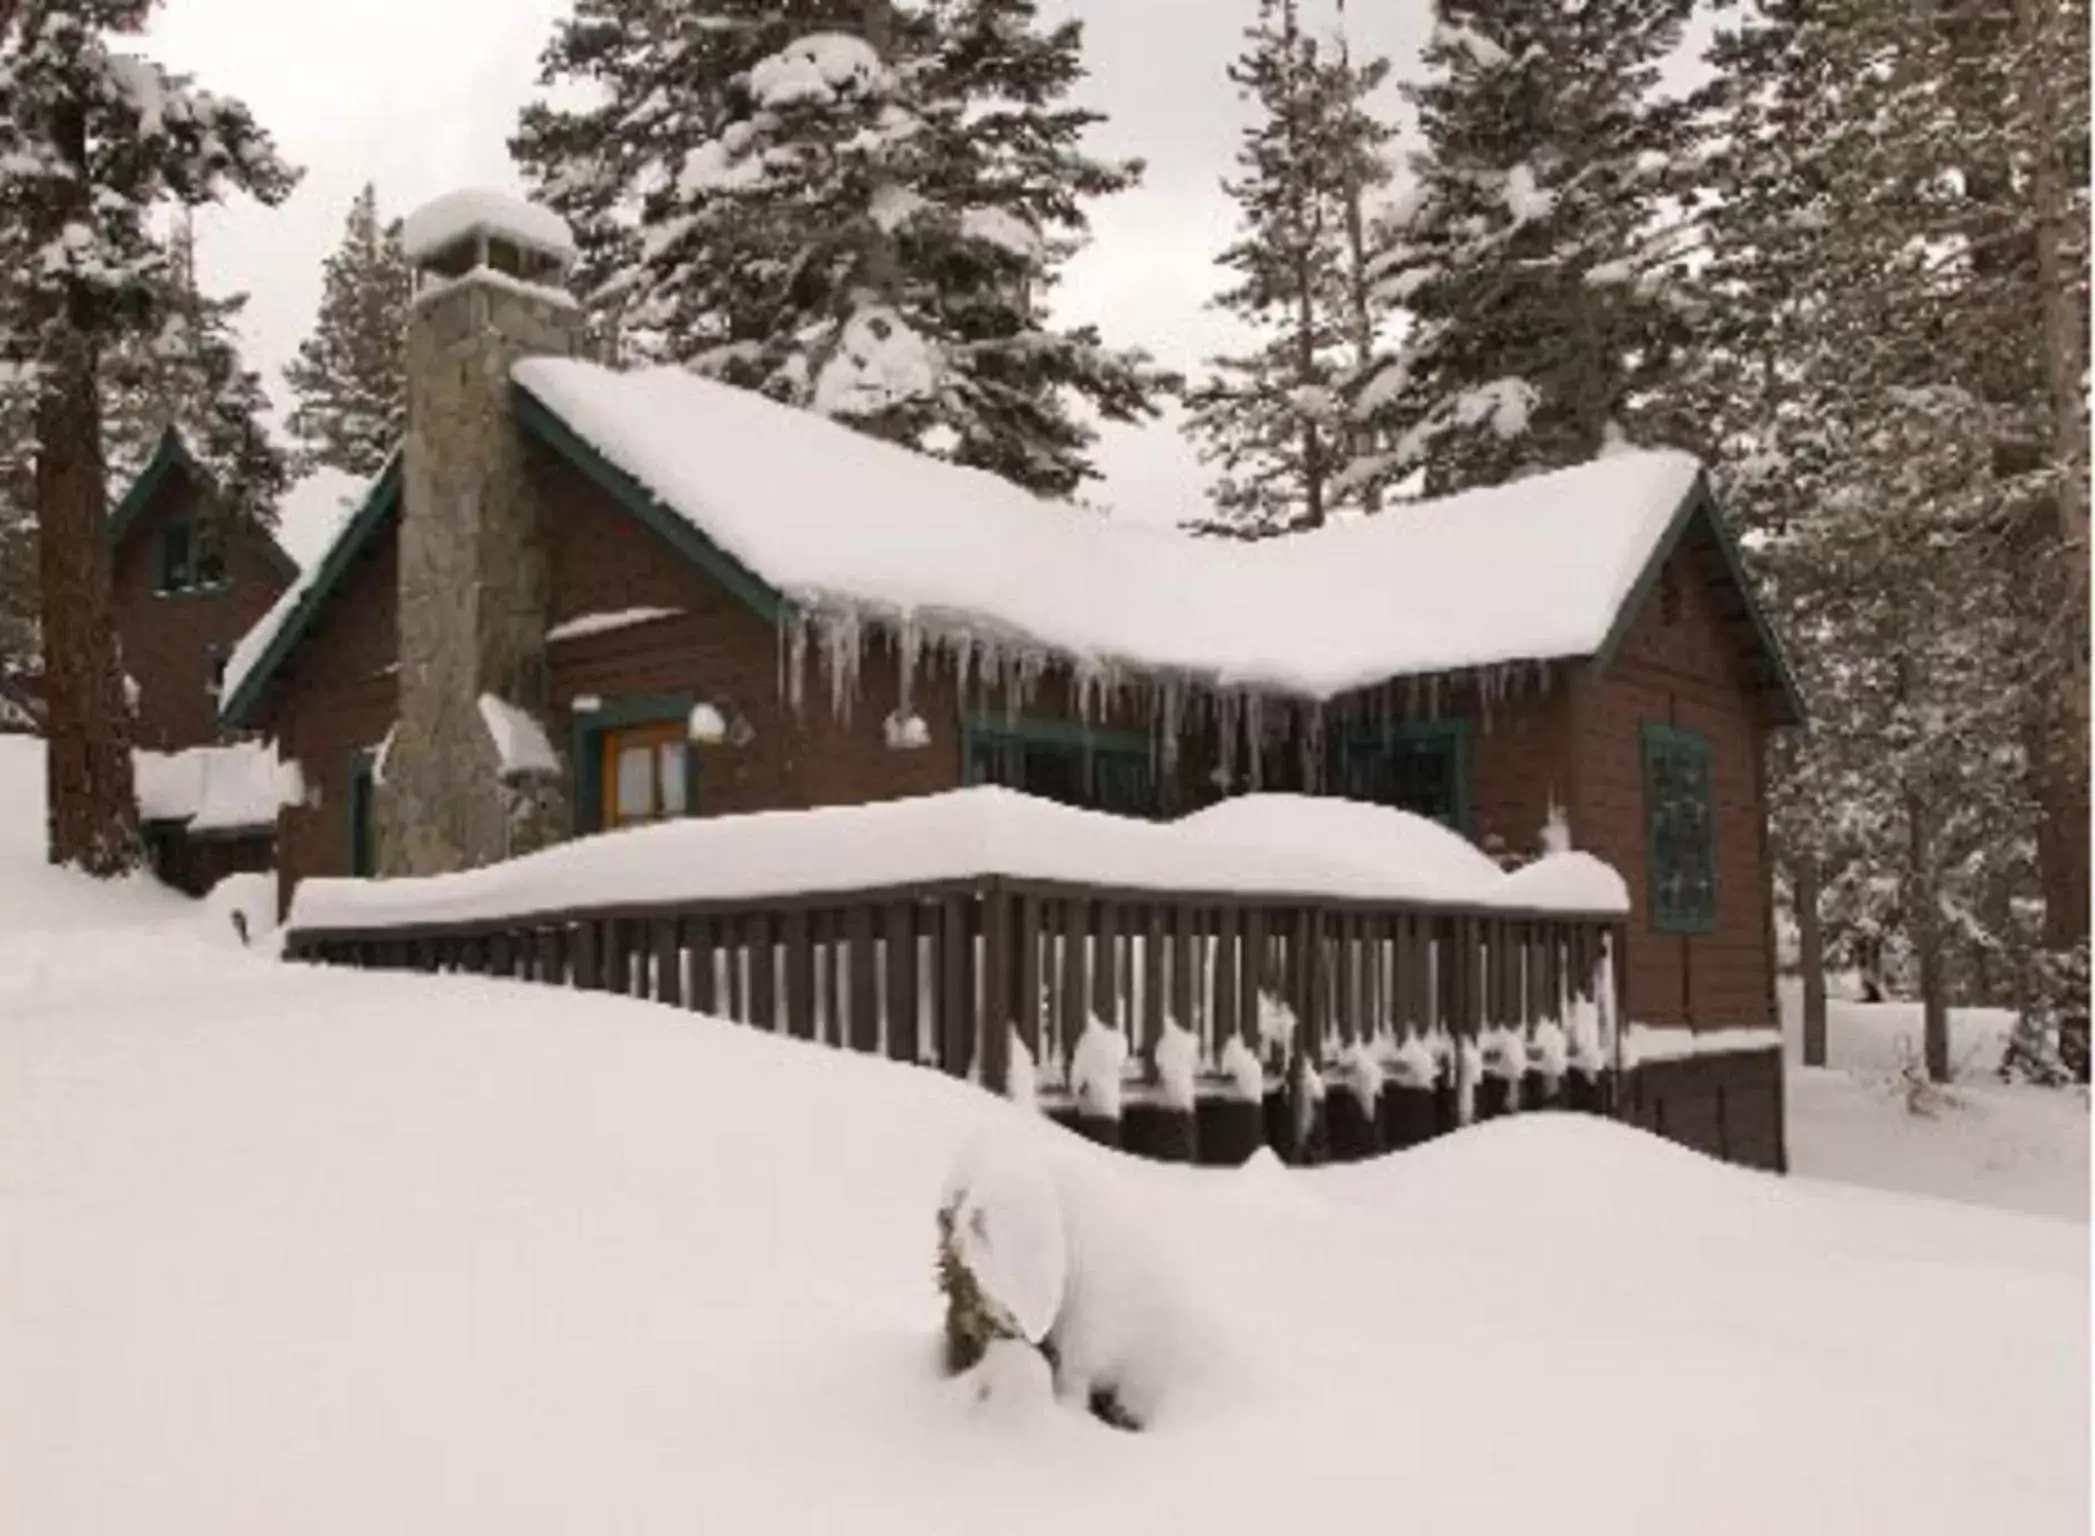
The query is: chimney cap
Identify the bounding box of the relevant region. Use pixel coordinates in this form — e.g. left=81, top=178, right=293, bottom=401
left=400, top=188, right=577, bottom=270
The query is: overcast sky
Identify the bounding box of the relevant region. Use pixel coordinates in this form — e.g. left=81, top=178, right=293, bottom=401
left=141, top=0, right=1447, bottom=526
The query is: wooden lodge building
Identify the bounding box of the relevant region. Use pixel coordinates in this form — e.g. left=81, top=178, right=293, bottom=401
left=225, top=190, right=1803, bottom=1165
left=100, top=429, right=298, bottom=892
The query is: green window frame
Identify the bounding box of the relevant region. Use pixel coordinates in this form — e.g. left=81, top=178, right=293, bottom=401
left=1641, top=721, right=1717, bottom=934
left=347, top=748, right=376, bottom=878
left=1328, top=719, right=1473, bottom=833
left=156, top=517, right=227, bottom=596
left=571, top=694, right=702, bottom=835
left=963, top=716, right=1163, bottom=819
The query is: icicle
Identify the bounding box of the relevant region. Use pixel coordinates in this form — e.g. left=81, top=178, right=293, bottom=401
left=1216, top=690, right=1239, bottom=792
left=783, top=610, right=810, bottom=716
left=817, top=609, right=863, bottom=723
left=1158, top=676, right=1183, bottom=777
left=896, top=616, right=920, bottom=722
left=1244, top=692, right=1265, bottom=791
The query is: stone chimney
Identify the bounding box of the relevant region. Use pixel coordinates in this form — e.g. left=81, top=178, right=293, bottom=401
left=379, top=189, right=582, bottom=876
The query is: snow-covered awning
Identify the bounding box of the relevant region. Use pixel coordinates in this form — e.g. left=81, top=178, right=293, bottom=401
left=510, top=358, right=1724, bottom=704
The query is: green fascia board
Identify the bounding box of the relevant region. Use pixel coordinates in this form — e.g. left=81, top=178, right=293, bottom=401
left=1593, top=473, right=1809, bottom=730
left=510, top=380, right=786, bottom=627
left=218, top=455, right=404, bottom=731
left=107, top=426, right=301, bottom=585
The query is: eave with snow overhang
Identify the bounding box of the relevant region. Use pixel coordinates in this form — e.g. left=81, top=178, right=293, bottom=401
left=220, top=357, right=1804, bottom=738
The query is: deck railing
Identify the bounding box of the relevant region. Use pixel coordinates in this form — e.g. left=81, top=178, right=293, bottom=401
left=284, top=872, right=1628, bottom=1114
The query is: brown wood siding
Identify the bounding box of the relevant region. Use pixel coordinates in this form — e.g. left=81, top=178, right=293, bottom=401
left=538, top=443, right=965, bottom=819
left=265, top=525, right=399, bottom=913
left=110, top=470, right=293, bottom=751
left=1571, top=538, right=1775, bottom=1029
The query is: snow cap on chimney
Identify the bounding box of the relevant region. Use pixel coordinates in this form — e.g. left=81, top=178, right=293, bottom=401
left=400, top=187, right=576, bottom=294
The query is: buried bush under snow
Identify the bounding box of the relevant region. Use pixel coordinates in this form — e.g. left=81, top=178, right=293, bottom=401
left=940, top=1129, right=1209, bottom=1431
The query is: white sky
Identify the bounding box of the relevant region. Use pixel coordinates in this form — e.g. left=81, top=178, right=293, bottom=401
left=141, top=0, right=1444, bottom=526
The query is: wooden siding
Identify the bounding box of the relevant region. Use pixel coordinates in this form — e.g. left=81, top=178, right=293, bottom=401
left=265, top=523, right=399, bottom=914
left=1571, top=536, right=1775, bottom=1029
left=110, top=470, right=292, bottom=752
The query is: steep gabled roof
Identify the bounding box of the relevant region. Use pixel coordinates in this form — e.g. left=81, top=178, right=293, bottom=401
left=218, top=455, right=401, bottom=730
left=222, top=360, right=1806, bottom=732
left=106, top=427, right=299, bottom=585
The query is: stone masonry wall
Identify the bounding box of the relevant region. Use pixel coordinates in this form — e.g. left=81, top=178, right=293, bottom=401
left=379, top=276, right=580, bottom=876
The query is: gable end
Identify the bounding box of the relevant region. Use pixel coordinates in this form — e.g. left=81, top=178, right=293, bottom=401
left=1592, top=476, right=1806, bottom=729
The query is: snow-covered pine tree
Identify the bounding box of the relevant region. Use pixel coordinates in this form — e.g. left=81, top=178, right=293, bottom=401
left=1342, top=0, right=1697, bottom=502
left=283, top=182, right=411, bottom=479
left=516, top=0, right=1175, bottom=499
left=102, top=213, right=288, bottom=527
left=1185, top=0, right=1392, bottom=535
left=0, top=0, right=295, bottom=874
left=1694, top=0, right=2089, bottom=1080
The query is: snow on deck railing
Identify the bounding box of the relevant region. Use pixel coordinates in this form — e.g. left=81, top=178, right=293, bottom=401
left=287, top=785, right=1628, bottom=934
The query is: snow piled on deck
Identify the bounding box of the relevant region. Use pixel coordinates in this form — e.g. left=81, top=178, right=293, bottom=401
left=511, top=357, right=1700, bottom=699
left=286, top=785, right=1632, bottom=933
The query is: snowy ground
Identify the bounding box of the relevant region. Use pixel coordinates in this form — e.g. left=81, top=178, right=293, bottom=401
left=1780, top=978, right=2090, bottom=1222
left=1, top=742, right=2087, bottom=1533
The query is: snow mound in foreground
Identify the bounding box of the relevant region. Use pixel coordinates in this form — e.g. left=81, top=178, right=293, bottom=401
left=3, top=932, right=2087, bottom=1535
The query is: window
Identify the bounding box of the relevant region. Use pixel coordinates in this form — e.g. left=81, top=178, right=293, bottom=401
left=157, top=518, right=226, bottom=594
left=572, top=698, right=703, bottom=835
left=602, top=720, right=691, bottom=828
left=158, top=520, right=192, bottom=592
left=1329, top=721, right=1471, bottom=832
left=965, top=718, right=1161, bottom=819
left=1642, top=722, right=1717, bottom=934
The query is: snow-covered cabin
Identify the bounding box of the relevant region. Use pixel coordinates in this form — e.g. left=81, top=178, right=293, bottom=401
left=221, top=188, right=1804, bottom=1041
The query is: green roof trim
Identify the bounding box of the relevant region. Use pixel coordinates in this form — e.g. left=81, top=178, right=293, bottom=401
left=106, top=425, right=299, bottom=585
left=510, top=380, right=786, bottom=626
left=217, top=455, right=403, bottom=731
left=1592, top=472, right=1808, bottom=730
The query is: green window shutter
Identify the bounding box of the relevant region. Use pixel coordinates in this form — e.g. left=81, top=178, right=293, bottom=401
left=159, top=520, right=192, bottom=592
left=1641, top=723, right=1717, bottom=935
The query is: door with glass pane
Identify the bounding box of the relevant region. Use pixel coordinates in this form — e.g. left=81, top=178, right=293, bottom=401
left=599, top=720, right=691, bottom=828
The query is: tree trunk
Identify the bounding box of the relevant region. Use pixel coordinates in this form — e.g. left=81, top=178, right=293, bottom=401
left=1796, top=852, right=1829, bottom=1067
left=2014, top=0, right=2092, bottom=967
left=1905, top=791, right=1950, bottom=1082
left=35, top=328, right=139, bottom=875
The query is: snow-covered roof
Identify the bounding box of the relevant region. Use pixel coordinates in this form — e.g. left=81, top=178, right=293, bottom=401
left=286, top=785, right=1629, bottom=935
left=135, top=741, right=287, bottom=834
left=512, top=358, right=1709, bottom=701
left=273, top=465, right=367, bottom=571
left=400, top=188, right=576, bottom=266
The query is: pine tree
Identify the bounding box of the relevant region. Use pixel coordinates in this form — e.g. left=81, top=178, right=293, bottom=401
left=1694, top=0, right=2089, bottom=1080
left=283, top=182, right=411, bottom=479
left=515, top=0, right=1175, bottom=498
left=1185, top=0, right=1392, bottom=535
left=0, top=0, right=295, bottom=874
left=1342, top=0, right=1696, bottom=502
left=103, top=214, right=288, bottom=525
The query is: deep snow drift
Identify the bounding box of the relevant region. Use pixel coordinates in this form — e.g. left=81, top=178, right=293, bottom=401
left=3, top=936, right=2086, bottom=1533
